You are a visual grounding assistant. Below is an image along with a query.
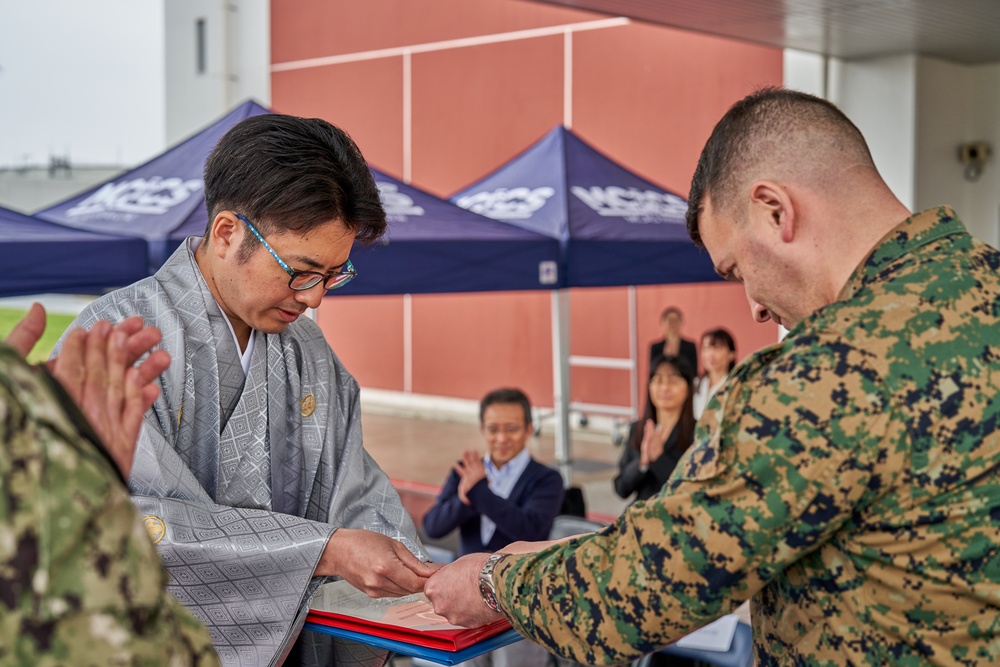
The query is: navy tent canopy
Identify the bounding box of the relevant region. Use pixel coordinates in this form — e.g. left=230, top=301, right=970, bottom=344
left=0, top=205, right=147, bottom=297
left=37, top=100, right=270, bottom=272
left=450, top=125, right=719, bottom=287
left=338, top=168, right=561, bottom=295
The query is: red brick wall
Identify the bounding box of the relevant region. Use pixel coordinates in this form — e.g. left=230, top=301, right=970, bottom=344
left=273, top=0, right=782, bottom=410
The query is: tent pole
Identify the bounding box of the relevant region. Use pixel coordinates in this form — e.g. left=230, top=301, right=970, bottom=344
left=403, top=293, right=413, bottom=393
left=628, top=285, right=638, bottom=419
left=551, top=288, right=572, bottom=485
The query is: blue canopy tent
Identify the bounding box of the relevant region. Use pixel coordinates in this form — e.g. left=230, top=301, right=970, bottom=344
left=339, top=168, right=561, bottom=295
left=37, top=100, right=270, bottom=273
left=34, top=100, right=558, bottom=295
left=0, top=204, right=147, bottom=297
left=451, top=125, right=717, bottom=287
left=451, top=126, right=720, bottom=475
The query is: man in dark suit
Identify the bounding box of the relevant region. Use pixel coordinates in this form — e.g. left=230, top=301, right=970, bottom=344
left=650, top=306, right=698, bottom=375
left=423, top=387, right=564, bottom=666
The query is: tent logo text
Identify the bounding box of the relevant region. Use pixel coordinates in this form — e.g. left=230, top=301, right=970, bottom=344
left=377, top=182, right=425, bottom=222
left=66, top=176, right=203, bottom=219
left=571, top=186, right=687, bottom=223
left=454, top=187, right=555, bottom=220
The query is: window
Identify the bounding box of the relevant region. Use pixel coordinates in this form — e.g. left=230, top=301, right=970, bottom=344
left=196, top=18, right=206, bottom=74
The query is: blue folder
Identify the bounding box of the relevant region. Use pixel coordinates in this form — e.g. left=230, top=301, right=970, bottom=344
left=304, top=623, right=523, bottom=665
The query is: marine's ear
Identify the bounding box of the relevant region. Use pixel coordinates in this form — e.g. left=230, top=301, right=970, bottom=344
left=748, top=180, right=796, bottom=244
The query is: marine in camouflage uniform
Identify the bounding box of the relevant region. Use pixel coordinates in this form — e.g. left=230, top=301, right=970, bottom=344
left=490, top=207, right=1000, bottom=665
left=0, top=343, right=219, bottom=667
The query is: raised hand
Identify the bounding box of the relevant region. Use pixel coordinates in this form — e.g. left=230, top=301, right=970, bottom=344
left=4, top=302, right=47, bottom=357
left=455, top=450, right=487, bottom=505
left=50, top=318, right=170, bottom=477
left=639, top=419, right=665, bottom=468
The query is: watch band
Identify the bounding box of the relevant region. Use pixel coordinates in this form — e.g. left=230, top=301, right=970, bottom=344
left=478, top=552, right=505, bottom=612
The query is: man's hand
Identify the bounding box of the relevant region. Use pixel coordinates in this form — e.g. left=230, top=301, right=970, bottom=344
left=424, top=552, right=504, bottom=628
left=4, top=302, right=47, bottom=357
left=315, top=528, right=439, bottom=597
left=52, top=318, right=170, bottom=477
left=455, top=450, right=486, bottom=505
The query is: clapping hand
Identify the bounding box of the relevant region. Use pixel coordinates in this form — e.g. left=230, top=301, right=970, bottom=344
left=640, top=419, right=665, bottom=469
left=4, top=304, right=170, bottom=477
left=455, top=449, right=487, bottom=505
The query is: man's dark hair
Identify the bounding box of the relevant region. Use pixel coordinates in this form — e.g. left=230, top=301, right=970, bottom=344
left=480, top=387, right=533, bottom=426
left=686, top=87, right=874, bottom=248
left=203, top=114, right=387, bottom=261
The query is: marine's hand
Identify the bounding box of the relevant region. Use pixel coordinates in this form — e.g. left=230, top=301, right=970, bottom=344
left=316, top=528, right=438, bottom=597
left=52, top=319, right=170, bottom=477
left=425, top=552, right=504, bottom=628
left=4, top=302, right=47, bottom=357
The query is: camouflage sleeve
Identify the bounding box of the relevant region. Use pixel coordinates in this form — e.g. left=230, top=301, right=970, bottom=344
left=0, top=346, right=219, bottom=667
left=493, top=336, right=902, bottom=665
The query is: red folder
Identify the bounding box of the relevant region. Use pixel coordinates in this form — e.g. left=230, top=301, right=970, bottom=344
left=306, top=607, right=512, bottom=651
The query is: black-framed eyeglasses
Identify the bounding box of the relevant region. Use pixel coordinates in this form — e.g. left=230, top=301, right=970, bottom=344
left=236, top=213, right=357, bottom=291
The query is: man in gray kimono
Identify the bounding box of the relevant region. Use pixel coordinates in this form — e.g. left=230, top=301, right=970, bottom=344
left=61, top=114, right=434, bottom=667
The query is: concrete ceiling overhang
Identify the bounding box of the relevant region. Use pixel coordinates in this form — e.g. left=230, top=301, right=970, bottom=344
left=535, top=0, right=1000, bottom=65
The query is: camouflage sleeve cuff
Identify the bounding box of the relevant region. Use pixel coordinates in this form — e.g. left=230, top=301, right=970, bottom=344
left=494, top=552, right=532, bottom=627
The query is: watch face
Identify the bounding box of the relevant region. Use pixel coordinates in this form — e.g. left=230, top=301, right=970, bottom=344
left=479, top=580, right=500, bottom=611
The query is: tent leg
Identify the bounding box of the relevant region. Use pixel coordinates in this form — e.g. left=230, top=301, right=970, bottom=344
left=551, top=289, right=572, bottom=485
left=628, top=285, right=639, bottom=420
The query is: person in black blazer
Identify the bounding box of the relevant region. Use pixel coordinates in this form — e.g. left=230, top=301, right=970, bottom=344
left=423, top=388, right=563, bottom=666
left=423, top=388, right=564, bottom=555
left=614, top=355, right=696, bottom=503
left=649, top=306, right=698, bottom=375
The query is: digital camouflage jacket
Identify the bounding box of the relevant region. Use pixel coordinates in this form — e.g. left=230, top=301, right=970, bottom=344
left=495, top=207, right=1000, bottom=666
left=0, top=344, right=219, bottom=667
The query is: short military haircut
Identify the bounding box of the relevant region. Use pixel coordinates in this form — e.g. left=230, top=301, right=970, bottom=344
left=479, top=387, right=533, bottom=426
left=686, top=87, right=875, bottom=248
left=203, top=114, right=387, bottom=261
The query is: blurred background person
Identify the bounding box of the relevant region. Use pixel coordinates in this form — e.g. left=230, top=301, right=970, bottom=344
left=423, top=387, right=564, bottom=667
left=649, top=307, right=698, bottom=375
left=693, top=328, right=737, bottom=419
left=614, top=355, right=695, bottom=504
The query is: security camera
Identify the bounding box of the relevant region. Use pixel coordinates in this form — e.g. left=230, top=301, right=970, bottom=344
left=958, top=142, right=991, bottom=166
left=958, top=141, right=992, bottom=182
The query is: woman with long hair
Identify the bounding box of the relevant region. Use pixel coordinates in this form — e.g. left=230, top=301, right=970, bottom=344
left=613, top=355, right=695, bottom=503
left=693, top=328, right=736, bottom=419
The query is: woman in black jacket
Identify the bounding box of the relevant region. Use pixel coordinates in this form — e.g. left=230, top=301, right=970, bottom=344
left=614, top=354, right=696, bottom=503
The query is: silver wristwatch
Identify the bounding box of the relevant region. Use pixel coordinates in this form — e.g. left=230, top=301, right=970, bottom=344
left=478, top=553, right=504, bottom=612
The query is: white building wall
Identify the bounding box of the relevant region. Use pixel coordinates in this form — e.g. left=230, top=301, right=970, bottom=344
left=783, top=49, right=828, bottom=97
left=784, top=51, right=1000, bottom=249
left=164, top=0, right=270, bottom=146
left=965, top=62, right=1000, bottom=248
left=913, top=58, right=977, bottom=235
left=831, top=55, right=918, bottom=211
